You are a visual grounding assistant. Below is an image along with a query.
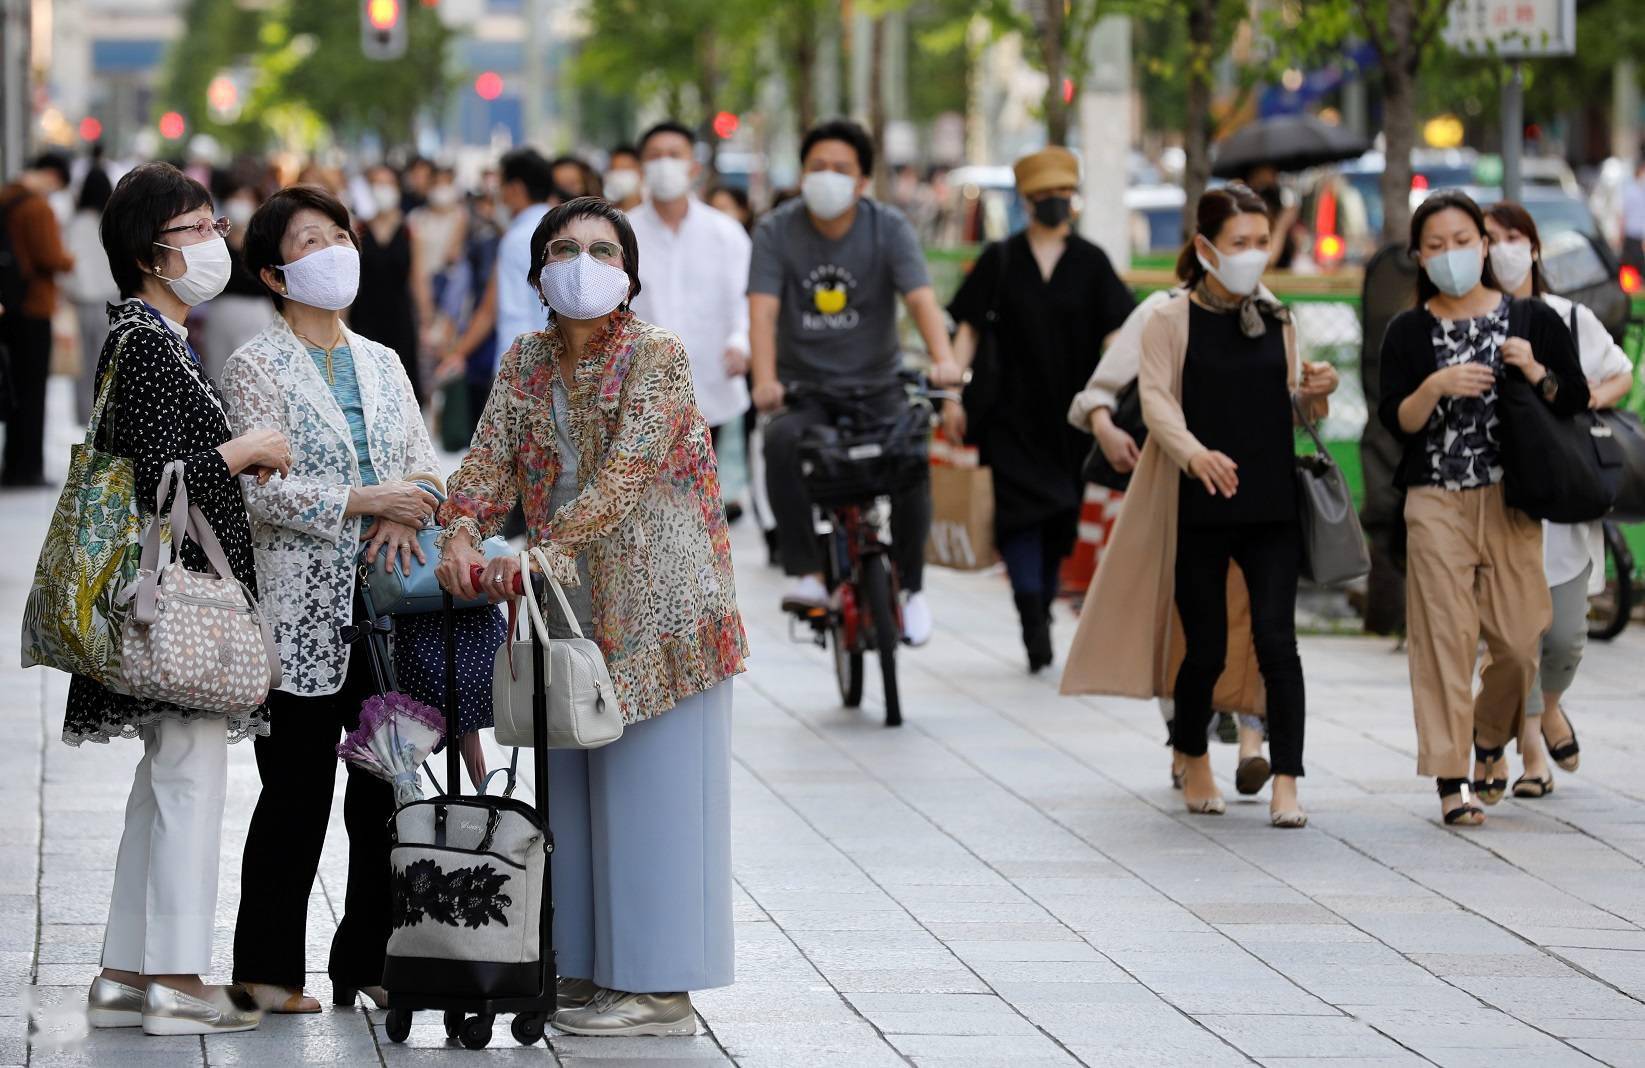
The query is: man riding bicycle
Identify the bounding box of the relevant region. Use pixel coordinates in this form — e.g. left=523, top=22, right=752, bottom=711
left=749, top=120, right=961, bottom=645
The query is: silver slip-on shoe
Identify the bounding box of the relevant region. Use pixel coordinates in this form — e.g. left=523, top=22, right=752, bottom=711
left=87, top=976, right=146, bottom=1028
left=141, top=983, right=261, bottom=1036
left=552, top=990, right=696, bottom=1037
left=557, top=977, right=602, bottom=1012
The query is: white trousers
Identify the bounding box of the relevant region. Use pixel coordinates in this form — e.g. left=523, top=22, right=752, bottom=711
left=101, top=716, right=228, bottom=976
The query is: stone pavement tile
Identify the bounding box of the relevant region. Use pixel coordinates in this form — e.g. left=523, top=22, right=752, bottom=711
left=1255, top=1059, right=1429, bottom=1067
left=761, top=907, right=924, bottom=932
left=709, top=1018, right=899, bottom=1061
left=825, top=967, right=991, bottom=993
left=962, top=959, right=1133, bottom=984
left=729, top=1052, right=906, bottom=1068
left=841, top=991, right=1017, bottom=1015
left=1194, top=1013, right=1410, bottom=1058
left=925, top=922, right=1086, bottom=942
left=1407, top=951, right=1581, bottom=977
left=692, top=981, right=858, bottom=1025
left=1424, top=1046, right=1608, bottom=1068
left=1346, top=1004, right=1572, bottom=1051
left=1569, top=1038, right=1645, bottom=1065
left=1519, top=927, right=1645, bottom=951
left=856, top=1008, right=1042, bottom=1036
left=1162, top=988, right=1343, bottom=1017
left=991, top=981, right=1168, bottom=1006
left=1451, top=975, right=1645, bottom=1019
left=943, top=939, right=1107, bottom=963
left=1536, top=1018, right=1645, bottom=1039
left=885, top=1031, right=1079, bottom=1065
left=1191, top=903, right=1344, bottom=925
left=1214, top=922, right=1377, bottom=945
left=548, top=1035, right=731, bottom=1061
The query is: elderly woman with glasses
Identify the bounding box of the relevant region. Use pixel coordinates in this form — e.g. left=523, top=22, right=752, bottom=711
left=435, top=197, right=746, bottom=1037
left=218, top=184, right=452, bottom=1014
left=63, top=162, right=290, bottom=1036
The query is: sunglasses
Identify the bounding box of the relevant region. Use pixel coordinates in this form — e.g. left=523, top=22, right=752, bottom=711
left=158, top=217, right=232, bottom=241
left=547, top=237, right=623, bottom=265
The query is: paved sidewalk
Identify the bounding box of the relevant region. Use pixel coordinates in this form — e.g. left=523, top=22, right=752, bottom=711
left=6, top=480, right=1645, bottom=1067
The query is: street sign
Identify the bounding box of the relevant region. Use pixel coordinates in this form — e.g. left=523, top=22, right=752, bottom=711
left=1444, top=0, right=1575, bottom=57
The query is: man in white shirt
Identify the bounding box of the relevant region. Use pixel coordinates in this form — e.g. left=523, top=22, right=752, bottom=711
left=439, top=148, right=561, bottom=381
left=626, top=121, right=753, bottom=448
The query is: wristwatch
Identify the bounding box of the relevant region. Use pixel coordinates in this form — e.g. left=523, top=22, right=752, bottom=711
left=1538, top=370, right=1559, bottom=403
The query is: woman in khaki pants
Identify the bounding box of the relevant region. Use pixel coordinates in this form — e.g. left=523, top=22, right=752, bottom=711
left=1376, top=191, right=1589, bottom=826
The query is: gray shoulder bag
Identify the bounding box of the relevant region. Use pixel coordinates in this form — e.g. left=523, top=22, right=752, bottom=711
left=1292, top=397, right=1371, bottom=587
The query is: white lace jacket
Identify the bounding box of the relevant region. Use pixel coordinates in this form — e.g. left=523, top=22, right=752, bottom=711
left=220, top=318, right=440, bottom=696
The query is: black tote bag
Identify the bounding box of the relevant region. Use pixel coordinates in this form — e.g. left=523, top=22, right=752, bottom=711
left=1496, top=299, right=1616, bottom=523
left=1080, top=379, right=1146, bottom=491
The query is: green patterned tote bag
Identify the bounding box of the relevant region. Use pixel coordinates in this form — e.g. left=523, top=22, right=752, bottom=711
left=20, top=333, right=145, bottom=687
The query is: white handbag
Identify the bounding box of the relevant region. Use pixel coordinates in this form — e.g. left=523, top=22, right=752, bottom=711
left=492, top=549, right=622, bottom=750
left=119, top=461, right=281, bottom=713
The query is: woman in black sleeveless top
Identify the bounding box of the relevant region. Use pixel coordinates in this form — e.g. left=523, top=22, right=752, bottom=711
left=350, top=164, right=429, bottom=400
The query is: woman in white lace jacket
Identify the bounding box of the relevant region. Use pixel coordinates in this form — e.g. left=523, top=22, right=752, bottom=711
left=217, top=186, right=443, bottom=1016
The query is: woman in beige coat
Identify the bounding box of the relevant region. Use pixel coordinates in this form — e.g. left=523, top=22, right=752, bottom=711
left=1061, top=185, right=1337, bottom=826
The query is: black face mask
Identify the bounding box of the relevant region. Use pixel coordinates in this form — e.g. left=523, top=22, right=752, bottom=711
left=1032, top=196, right=1072, bottom=226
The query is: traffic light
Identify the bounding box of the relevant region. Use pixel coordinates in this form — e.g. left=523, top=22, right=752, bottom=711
left=361, top=0, right=408, bottom=61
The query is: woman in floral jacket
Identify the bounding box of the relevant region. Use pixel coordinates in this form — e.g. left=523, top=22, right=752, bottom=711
left=218, top=185, right=448, bottom=1015
left=437, top=197, right=746, bottom=1038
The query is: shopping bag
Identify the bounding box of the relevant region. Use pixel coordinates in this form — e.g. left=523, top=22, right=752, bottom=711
left=925, top=451, right=996, bottom=571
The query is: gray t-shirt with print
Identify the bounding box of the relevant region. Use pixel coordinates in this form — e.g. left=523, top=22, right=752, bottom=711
left=748, top=197, right=931, bottom=387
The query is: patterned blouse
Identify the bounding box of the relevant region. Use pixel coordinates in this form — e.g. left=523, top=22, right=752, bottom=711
left=438, top=311, right=747, bottom=723
left=1422, top=298, right=1507, bottom=490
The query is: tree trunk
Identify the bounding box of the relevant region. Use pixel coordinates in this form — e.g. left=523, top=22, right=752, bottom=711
left=788, top=14, right=818, bottom=139
left=1378, top=0, right=1417, bottom=246
left=1040, top=0, right=1068, bottom=146
left=870, top=14, right=889, bottom=200
left=1182, top=0, right=1215, bottom=240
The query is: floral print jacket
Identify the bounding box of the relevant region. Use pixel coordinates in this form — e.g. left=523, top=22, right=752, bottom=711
left=221, top=318, right=440, bottom=696
left=439, top=311, right=747, bottom=723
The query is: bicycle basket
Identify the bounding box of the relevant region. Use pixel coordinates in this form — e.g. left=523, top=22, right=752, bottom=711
left=797, top=409, right=930, bottom=507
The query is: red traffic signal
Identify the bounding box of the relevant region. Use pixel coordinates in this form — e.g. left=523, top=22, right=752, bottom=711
left=712, top=111, right=740, bottom=139
left=475, top=71, right=504, bottom=101
left=367, top=0, right=400, bottom=30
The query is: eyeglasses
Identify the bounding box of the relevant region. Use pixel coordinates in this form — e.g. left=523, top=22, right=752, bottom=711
left=158, top=217, right=232, bottom=241
left=547, top=237, right=623, bottom=265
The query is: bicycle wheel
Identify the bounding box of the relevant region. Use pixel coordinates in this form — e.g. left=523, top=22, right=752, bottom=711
left=860, top=553, right=902, bottom=727
left=832, top=621, right=864, bottom=707
left=1587, top=521, right=1634, bottom=641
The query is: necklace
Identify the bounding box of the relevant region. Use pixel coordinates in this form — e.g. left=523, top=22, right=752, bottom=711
left=292, top=324, right=346, bottom=383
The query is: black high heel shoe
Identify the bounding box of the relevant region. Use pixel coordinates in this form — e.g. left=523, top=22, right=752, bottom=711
left=1472, top=740, right=1508, bottom=806
left=332, top=982, right=389, bottom=1010
left=1438, top=778, right=1485, bottom=826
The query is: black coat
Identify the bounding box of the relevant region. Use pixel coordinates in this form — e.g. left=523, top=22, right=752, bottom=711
left=1377, top=296, right=1588, bottom=489
left=948, top=232, right=1134, bottom=547
left=63, top=300, right=266, bottom=745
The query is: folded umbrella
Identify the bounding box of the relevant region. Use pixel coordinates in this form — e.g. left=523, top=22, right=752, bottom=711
left=337, top=691, right=446, bottom=805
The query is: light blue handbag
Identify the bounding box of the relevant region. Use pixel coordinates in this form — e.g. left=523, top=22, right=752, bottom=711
left=360, top=487, right=512, bottom=615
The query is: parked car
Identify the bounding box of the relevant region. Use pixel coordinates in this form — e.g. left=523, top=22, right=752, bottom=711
left=938, top=165, right=1188, bottom=259
left=1299, top=149, right=1481, bottom=270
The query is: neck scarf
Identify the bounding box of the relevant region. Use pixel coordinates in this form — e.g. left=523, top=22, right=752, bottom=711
left=1192, top=281, right=1291, bottom=339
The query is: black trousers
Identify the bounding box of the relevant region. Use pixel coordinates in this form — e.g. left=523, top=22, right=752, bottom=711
left=1, top=314, right=50, bottom=486
left=1171, top=520, right=1306, bottom=776
left=763, top=390, right=930, bottom=593
left=232, top=641, right=394, bottom=989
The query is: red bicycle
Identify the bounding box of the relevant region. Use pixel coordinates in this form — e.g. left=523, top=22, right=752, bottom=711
left=782, top=377, right=947, bottom=727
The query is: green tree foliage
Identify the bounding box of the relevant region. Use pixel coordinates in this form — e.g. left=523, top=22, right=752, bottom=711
left=157, top=0, right=453, bottom=154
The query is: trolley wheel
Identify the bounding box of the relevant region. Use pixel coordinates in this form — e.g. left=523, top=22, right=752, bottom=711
left=384, top=1007, right=413, bottom=1044
left=1588, top=521, right=1634, bottom=641
left=860, top=553, right=902, bottom=727
left=511, top=1011, right=547, bottom=1046
left=443, top=1009, right=464, bottom=1039
left=832, top=623, right=863, bottom=707
left=459, top=1013, right=494, bottom=1050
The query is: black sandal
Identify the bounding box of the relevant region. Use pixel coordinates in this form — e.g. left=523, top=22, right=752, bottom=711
left=1543, top=709, right=1581, bottom=773
left=1472, top=740, right=1508, bottom=806
left=1512, top=774, right=1555, bottom=798
left=1438, top=778, right=1485, bottom=826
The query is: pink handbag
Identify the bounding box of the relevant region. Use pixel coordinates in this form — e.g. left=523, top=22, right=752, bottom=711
left=118, top=461, right=281, bottom=713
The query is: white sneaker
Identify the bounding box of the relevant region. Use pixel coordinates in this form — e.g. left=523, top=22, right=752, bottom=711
left=901, top=591, right=932, bottom=647
left=781, top=574, right=829, bottom=613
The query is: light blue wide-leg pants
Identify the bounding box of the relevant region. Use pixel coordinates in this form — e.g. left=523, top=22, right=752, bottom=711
left=546, top=680, right=734, bottom=993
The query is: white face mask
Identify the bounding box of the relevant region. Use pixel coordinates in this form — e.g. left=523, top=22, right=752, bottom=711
left=428, top=185, right=460, bottom=209
left=538, top=253, right=630, bottom=321
left=1196, top=243, right=1268, bottom=297
left=279, top=244, right=361, bottom=311
left=602, top=169, right=640, bottom=203
left=642, top=157, right=693, bottom=203
left=801, top=171, right=858, bottom=221
left=154, top=235, right=233, bottom=307
left=371, top=183, right=401, bottom=215
left=1488, top=241, right=1534, bottom=292
left=1423, top=245, right=1484, bottom=298
left=222, top=197, right=256, bottom=229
